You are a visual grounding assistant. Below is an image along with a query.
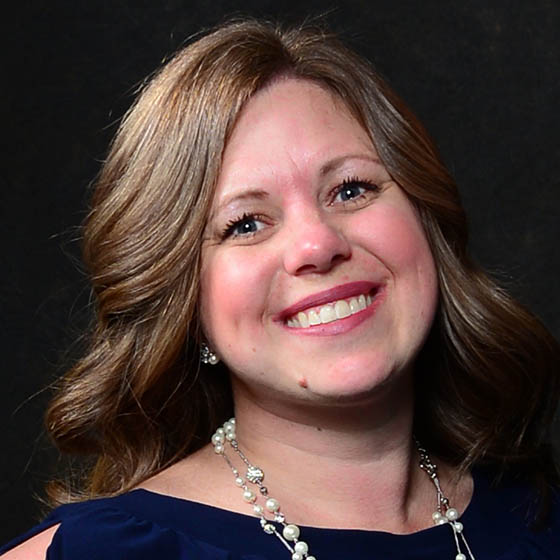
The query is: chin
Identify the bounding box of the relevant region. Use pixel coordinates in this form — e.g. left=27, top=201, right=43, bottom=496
left=303, top=356, right=408, bottom=403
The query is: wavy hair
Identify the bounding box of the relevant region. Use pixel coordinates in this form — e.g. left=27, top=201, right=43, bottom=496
left=46, top=19, right=560, bottom=506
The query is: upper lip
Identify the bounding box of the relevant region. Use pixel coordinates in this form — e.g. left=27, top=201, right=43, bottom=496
left=275, top=281, right=381, bottom=321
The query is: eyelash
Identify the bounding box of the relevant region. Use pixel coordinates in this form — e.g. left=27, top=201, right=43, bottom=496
left=220, top=176, right=380, bottom=240
left=220, top=212, right=267, bottom=240
left=330, top=176, right=380, bottom=204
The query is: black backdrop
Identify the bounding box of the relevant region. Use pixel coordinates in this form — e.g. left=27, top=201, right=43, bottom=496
left=2, top=0, right=559, bottom=544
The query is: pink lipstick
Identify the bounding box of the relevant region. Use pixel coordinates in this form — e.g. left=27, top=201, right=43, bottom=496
left=277, top=281, right=380, bottom=321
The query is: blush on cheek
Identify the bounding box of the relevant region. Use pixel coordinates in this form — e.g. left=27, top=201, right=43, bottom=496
left=200, top=249, right=273, bottom=352
left=353, top=205, right=433, bottom=269
left=203, top=253, right=251, bottom=312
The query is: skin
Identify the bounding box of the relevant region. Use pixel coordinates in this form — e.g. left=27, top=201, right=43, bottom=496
left=182, top=78, right=470, bottom=532
left=200, top=78, right=439, bottom=418
left=5, top=79, right=472, bottom=557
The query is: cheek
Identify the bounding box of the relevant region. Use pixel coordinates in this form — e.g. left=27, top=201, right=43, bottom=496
left=199, top=249, right=273, bottom=339
left=352, top=204, right=438, bottom=311
left=352, top=204, right=432, bottom=266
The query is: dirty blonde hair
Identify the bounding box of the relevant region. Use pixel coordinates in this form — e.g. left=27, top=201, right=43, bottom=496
left=46, top=19, right=560, bottom=505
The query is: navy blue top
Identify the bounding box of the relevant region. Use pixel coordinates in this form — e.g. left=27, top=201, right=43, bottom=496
left=2, top=469, right=559, bottom=559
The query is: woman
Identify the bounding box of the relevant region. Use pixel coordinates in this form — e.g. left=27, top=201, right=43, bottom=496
left=2, top=18, right=559, bottom=560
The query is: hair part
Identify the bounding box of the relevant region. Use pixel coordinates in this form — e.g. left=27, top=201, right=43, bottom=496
left=46, top=19, right=559, bottom=513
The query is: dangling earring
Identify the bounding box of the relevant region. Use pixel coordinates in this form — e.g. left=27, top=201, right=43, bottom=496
left=200, top=342, right=220, bottom=365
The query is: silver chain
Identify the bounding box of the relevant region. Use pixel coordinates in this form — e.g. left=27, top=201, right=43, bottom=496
left=213, top=420, right=476, bottom=560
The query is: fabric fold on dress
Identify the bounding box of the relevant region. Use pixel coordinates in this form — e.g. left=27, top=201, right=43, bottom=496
left=2, top=469, right=558, bottom=559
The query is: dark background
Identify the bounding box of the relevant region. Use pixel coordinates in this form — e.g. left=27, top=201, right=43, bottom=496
left=2, top=0, right=559, bottom=544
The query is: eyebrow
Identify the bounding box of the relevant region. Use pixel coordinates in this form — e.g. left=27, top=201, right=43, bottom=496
left=214, top=153, right=381, bottom=213
left=214, top=189, right=270, bottom=215
left=319, top=154, right=381, bottom=176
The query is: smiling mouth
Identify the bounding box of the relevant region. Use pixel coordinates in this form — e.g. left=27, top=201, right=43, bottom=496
left=286, top=291, right=375, bottom=329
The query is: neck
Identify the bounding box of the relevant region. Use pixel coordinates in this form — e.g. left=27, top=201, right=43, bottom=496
left=228, top=374, right=438, bottom=532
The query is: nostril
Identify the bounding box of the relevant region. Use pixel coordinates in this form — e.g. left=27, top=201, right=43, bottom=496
left=331, top=252, right=351, bottom=267
left=293, top=249, right=350, bottom=275
left=284, top=221, right=352, bottom=275
left=295, top=263, right=320, bottom=275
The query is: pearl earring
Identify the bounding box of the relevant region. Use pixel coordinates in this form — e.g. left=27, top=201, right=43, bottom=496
left=201, top=342, right=219, bottom=365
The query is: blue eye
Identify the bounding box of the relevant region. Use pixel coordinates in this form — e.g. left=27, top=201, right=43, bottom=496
left=338, top=183, right=367, bottom=201
left=334, top=177, right=379, bottom=204
left=222, top=213, right=265, bottom=239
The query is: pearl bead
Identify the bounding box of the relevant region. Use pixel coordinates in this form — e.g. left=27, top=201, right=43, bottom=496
left=216, top=420, right=470, bottom=560
left=432, top=511, right=444, bottom=523
left=243, top=490, right=256, bottom=503
left=446, top=508, right=459, bottom=521
left=266, top=498, right=280, bottom=512
left=282, top=524, right=300, bottom=541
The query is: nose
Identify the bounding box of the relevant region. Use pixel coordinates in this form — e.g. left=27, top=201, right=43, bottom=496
left=283, top=212, right=352, bottom=275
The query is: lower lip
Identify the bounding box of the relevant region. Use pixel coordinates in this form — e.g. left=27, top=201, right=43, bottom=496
left=282, top=288, right=385, bottom=337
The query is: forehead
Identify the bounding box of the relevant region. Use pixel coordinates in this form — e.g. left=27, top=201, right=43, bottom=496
left=217, top=78, right=375, bottom=188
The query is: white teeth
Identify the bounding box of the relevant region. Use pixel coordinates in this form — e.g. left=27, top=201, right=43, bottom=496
left=334, top=300, right=351, bottom=319
left=308, top=310, right=321, bottom=326
left=286, top=292, right=376, bottom=329
left=297, top=311, right=310, bottom=328
left=358, top=294, right=366, bottom=309
left=319, top=304, right=336, bottom=323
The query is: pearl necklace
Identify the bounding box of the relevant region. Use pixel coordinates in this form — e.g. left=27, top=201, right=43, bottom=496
left=212, top=418, right=476, bottom=560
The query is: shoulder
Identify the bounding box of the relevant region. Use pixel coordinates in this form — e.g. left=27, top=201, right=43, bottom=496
left=469, top=468, right=560, bottom=558
left=533, top=485, right=560, bottom=548
left=0, top=492, right=224, bottom=560
left=515, top=485, right=560, bottom=558
left=1, top=525, right=59, bottom=560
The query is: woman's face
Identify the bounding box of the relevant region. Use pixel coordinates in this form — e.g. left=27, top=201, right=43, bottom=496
left=200, top=79, right=438, bottom=407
